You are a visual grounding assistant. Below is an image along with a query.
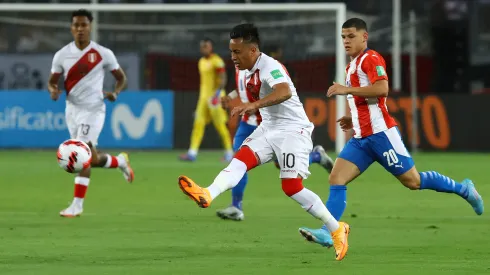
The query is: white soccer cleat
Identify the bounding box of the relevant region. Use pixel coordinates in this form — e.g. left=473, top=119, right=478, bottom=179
left=216, top=206, right=245, bottom=221
left=118, top=152, right=134, bottom=183
left=59, top=203, right=83, bottom=218
left=313, top=145, right=334, bottom=173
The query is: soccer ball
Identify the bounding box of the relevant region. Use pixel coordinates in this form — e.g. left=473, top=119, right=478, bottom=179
left=57, top=139, right=92, bottom=173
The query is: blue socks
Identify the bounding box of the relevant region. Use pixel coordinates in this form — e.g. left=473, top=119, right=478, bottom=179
left=231, top=172, right=248, bottom=210
left=322, top=185, right=347, bottom=231
left=309, top=151, right=321, bottom=164
left=419, top=171, right=468, bottom=198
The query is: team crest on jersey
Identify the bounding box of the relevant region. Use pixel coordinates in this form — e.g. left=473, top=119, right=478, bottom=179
left=88, top=53, right=97, bottom=63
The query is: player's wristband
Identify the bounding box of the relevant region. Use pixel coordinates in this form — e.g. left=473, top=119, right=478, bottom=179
left=228, top=90, right=238, bottom=99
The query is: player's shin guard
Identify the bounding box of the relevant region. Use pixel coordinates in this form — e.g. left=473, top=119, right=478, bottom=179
left=103, top=154, right=126, bottom=169
left=207, top=146, right=258, bottom=200
left=73, top=176, right=90, bottom=206
left=282, top=178, right=339, bottom=233
left=419, top=171, right=469, bottom=198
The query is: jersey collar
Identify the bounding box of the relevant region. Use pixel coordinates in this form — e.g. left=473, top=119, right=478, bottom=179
left=249, top=53, right=263, bottom=74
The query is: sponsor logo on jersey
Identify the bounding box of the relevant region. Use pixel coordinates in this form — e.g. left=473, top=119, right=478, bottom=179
left=376, top=66, right=386, bottom=76
left=111, top=99, right=164, bottom=140
left=270, top=69, right=283, bottom=79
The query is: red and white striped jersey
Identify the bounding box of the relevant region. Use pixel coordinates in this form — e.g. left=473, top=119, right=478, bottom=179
left=345, top=49, right=397, bottom=138
left=235, top=68, right=262, bottom=126
left=51, top=41, right=120, bottom=107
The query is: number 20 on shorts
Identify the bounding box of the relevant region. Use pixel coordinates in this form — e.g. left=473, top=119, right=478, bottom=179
left=383, top=149, right=399, bottom=167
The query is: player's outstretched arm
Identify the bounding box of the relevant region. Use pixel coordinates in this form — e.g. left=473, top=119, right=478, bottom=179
left=47, top=73, right=62, bottom=101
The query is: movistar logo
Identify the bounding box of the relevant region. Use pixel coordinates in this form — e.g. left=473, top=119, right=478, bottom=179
left=111, top=99, right=163, bottom=140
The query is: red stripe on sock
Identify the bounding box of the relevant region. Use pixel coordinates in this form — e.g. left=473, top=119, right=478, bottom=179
left=234, top=146, right=258, bottom=171
left=281, top=178, right=304, bottom=196
left=110, top=156, right=119, bottom=168
left=74, top=184, right=88, bottom=198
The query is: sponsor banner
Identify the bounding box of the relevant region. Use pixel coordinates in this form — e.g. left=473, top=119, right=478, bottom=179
left=0, top=53, right=140, bottom=91
left=174, top=92, right=489, bottom=152
left=0, top=90, right=173, bottom=148
left=304, top=93, right=489, bottom=152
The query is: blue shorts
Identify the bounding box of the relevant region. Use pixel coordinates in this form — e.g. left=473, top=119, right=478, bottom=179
left=233, top=121, right=258, bottom=152
left=338, top=127, right=414, bottom=176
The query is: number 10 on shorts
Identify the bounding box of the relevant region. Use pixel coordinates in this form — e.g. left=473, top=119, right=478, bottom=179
left=282, top=153, right=295, bottom=168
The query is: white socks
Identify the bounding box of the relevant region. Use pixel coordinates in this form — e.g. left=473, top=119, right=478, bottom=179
left=207, top=159, right=247, bottom=200
left=291, top=188, right=339, bottom=232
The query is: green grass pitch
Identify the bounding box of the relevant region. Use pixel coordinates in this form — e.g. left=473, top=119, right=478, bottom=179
left=0, top=150, right=489, bottom=275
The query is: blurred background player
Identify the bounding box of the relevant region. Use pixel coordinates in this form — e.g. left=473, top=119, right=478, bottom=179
left=298, top=18, right=483, bottom=247
left=178, top=23, right=349, bottom=261
left=48, top=9, right=134, bottom=217
left=179, top=38, right=234, bottom=162
left=216, top=67, right=334, bottom=221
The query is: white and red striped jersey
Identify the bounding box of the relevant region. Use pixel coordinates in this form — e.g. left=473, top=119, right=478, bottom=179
left=51, top=41, right=120, bottom=107
left=243, top=53, right=311, bottom=128
left=345, top=49, right=397, bottom=138
left=235, top=68, right=262, bottom=126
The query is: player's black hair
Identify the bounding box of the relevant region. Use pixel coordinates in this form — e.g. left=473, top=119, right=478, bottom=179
left=201, top=37, right=214, bottom=45
left=263, top=44, right=281, bottom=55
left=342, top=18, right=368, bottom=32
left=230, top=23, right=260, bottom=46
left=71, top=9, right=93, bottom=22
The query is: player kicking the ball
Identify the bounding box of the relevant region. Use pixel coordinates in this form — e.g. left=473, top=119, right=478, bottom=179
left=178, top=23, right=350, bottom=261
left=298, top=18, right=484, bottom=246
left=216, top=68, right=334, bottom=221
left=48, top=9, right=135, bottom=217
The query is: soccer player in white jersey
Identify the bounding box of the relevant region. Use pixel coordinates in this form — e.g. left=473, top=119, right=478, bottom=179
left=216, top=69, right=334, bottom=222
left=48, top=9, right=135, bottom=218
left=178, top=23, right=350, bottom=261
left=298, top=18, right=484, bottom=247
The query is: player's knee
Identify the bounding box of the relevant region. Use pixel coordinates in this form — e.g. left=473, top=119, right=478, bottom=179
left=328, top=172, right=348, bottom=186
left=193, top=118, right=206, bottom=129
left=281, top=178, right=304, bottom=196
left=86, top=142, right=98, bottom=165
left=234, top=146, right=259, bottom=171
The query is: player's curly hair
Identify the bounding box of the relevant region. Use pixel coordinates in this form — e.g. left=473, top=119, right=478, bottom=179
left=230, top=23, right=260, bottom=46
left=71, top=9, right=93, bottom=22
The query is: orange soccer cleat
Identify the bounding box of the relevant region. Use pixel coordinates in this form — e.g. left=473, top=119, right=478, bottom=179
left=178, top=175, right=212, bottom=208
left=331, top=222, right=350, bottom=261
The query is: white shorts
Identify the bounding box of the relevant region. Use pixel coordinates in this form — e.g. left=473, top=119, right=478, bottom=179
left=65, top=102, right=105, bottom=146
left=241, top=124, right=314, bottom=179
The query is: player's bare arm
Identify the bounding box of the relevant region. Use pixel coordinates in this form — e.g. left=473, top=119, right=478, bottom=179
left=104, top=68, right=127, bottom=102
left=231, top=82, right=292, bottom=117
left=255, top=82, right=292, bottom=108
left=327, top=80, right=388, bottom=98
left=48, top=73, right=63, bottom=101
left=217, top=70, right=227, bottom=90
left=221, top=89, right=237, bottom=108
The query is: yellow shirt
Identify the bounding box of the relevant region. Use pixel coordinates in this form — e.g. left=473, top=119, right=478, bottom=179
left=198, top=53, right=225, bottom=99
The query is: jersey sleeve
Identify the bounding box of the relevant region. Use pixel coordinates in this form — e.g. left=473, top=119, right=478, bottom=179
left=103, top=48, right=120, bottom=71
left=261, top=61, right=289, bottom=87
left=361, top=54, right=388, bottom=84
left=214, top=56, right=225, bottom=73
left=50, top=51, right=63, bottom=74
